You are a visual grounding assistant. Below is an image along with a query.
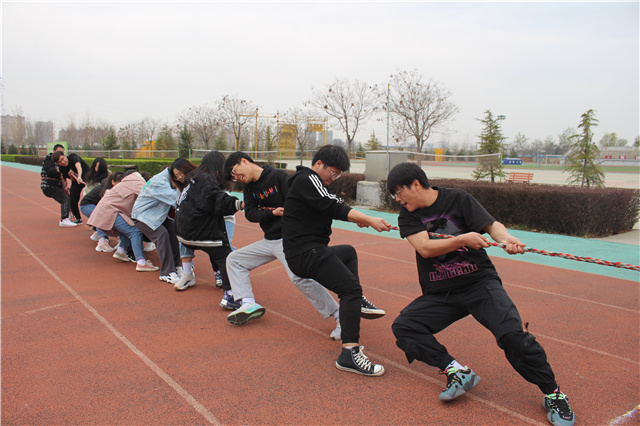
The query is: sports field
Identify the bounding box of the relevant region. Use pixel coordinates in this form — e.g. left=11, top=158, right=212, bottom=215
left=1, top=162, right=638, bottom=425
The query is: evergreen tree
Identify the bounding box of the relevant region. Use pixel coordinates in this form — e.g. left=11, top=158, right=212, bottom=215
left=120, top=139, right=132, bottom=151
left=264, top=126, right=275, bottom=163
left=8, top=144, right=18, bottom=155
left=156, top=126, right=177, bottom=157
left=365, top=130, right=381, bottom=151
left=472, top=110, right=507, bottom=182
left=101, top=129, right=119, bottom=151
left=213, top=133, right=227, bottom=151
left=564, top=109, right=605, bottom=188
left=178, top=123, right=194, bottom=158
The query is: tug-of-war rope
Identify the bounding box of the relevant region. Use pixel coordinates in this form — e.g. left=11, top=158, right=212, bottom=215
left=388, top=226, right=640, bottom=272
left=257, top=207, right=639, bottom=272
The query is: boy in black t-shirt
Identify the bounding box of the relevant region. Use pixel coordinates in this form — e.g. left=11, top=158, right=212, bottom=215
left=387, top=162, right=575, bottom=426
left=53, top=151, right=89, bottom=224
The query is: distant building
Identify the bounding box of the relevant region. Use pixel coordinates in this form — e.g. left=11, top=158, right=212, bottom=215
left=1, top=115, right=26, bottom=145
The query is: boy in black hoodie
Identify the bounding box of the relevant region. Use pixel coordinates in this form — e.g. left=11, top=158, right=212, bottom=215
left=222, top=152, right=385, bottom=335
left=282, top=145, right=392, bottom=376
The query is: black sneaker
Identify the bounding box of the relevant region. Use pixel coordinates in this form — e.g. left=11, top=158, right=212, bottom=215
left=73, top=218, right=82, bottom=224
left=543, top=390, right=575, bottom=426
left=361, top=295, right=385, bottom=319
left=335, top=346, right=385, bottom=376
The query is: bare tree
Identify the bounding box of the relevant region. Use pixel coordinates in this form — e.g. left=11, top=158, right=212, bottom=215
left=308, top=77, right=377, bottom=157
left=118, top=122, right=141, bottom=150
left=176, top=104, right=220, bottom=149
left=282, top=108, right=314, bottom=165
left=387, top=70, right=459, bottom=165
left=217, top=95, right=256, bottom=151
left=138, top=117, right=162, bottom=145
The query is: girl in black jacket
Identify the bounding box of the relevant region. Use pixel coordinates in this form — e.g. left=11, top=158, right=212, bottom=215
left=174, top=152, right=244, bottom=308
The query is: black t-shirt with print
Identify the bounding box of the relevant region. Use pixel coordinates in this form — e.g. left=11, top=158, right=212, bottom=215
left=398, top=187, right=499, bottom=294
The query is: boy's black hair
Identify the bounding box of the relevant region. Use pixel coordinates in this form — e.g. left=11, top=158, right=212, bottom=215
left=53, top=143, right=65, bottom=152
left=312, top=144, right=350, bottom=172
left=223, top=151, right=254, bottom=181
left=52, top=150, right=65, bottom=163
left=386, top=162, right=431, bottom=194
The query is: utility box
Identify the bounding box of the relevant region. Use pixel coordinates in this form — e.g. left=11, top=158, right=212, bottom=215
left=365, top=151, right=409, bottom=181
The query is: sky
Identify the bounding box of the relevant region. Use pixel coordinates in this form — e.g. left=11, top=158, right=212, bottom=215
left=2, top=1, right=639, bottom=148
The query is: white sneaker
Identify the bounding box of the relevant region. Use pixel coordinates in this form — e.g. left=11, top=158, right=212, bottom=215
left=176, top=266, right=185, bottom=278
left=144, top=242, right=156, bottom=252
left=174, top=273, right=196, bottom=291
left=159, top=272, right=180, bottom=284
left=59, top=218, right=78, bottom=228
left=95, top=241, right=115, bottom=252
left=136, top=261, right=159, bottom=272
left=90, top=231, right=99, bottom=241
left=330, top=321, right=342, bottom=341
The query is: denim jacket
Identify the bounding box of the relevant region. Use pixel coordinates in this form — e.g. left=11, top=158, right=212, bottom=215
left=132, top=168, right=180, bottom=230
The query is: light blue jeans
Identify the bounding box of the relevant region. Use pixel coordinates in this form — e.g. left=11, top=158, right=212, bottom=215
left=114, top=214, right=145, bottom=261
left=80, top=204, right=108, bottom=240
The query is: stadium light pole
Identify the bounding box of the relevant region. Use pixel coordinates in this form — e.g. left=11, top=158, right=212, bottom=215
left=497, top=115, right=506, bottom=180
left=385, top=83, right=390, bottom=179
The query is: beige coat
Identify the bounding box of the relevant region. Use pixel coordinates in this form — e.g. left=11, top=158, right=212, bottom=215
left=88, top=172, right=146, bottom=231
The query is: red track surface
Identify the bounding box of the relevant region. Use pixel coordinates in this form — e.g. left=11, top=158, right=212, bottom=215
left=2, top=166, right=639, bottom=425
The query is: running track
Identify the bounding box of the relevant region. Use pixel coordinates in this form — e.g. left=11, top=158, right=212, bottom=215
left=2, top=164, right=638, bottom=425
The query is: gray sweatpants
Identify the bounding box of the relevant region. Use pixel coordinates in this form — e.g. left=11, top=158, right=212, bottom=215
left=226, top=238, right=339, bottom=318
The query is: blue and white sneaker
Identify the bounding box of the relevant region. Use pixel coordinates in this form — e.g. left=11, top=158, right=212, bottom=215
left=219, top=291, right=241, bottom=310
left=214, top=270, right=223, bottom=288
left=227, top=302, right=266, bottom=325
left=543, top=390, right=575, bottom=426
left=439, top=366, right=480, bottom=401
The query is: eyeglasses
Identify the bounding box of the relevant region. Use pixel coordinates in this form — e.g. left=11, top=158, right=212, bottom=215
left=391, top=186, right=407, bottom=199
left=327, top=167, right=342, bottom=180
left=230, top=164, right=239, bottom=182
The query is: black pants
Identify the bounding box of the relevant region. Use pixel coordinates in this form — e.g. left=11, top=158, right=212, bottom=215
left=286, top=245, right=362, bottom=344
left=69, top=182, right=85, bottom=221
left=41, top=184, right=70, bottom=220
left=135, top=218, right=181, bottom=276
left=183, top=244, right=232, bottom=291
left=392, top=277, right=558, bottom=394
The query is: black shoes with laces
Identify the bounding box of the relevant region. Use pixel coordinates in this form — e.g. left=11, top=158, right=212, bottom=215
left=335, top=346, right=385, bottom=376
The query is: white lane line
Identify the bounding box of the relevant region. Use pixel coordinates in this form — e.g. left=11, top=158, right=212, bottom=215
left=2, top=224, right=221, bottom=425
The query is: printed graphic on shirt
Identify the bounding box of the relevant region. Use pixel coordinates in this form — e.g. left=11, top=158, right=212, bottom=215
left=422, top=215, right=478, bottom=282
left=252, top=185, right=279, bottom=201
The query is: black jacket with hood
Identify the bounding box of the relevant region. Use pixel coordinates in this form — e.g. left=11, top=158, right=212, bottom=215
left=243, top=164, right=289, bottom=240
left=176, top=173, right=243, bottom=248
left=281, top=165, right=351, bottom=257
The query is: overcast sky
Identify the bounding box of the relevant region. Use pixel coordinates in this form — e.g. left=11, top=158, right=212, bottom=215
left=2, top=1, right=638, bottom=147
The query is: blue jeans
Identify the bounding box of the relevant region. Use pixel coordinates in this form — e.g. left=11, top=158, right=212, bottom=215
left=113, top=214, right=145, bottom=261
left=80, top=204, right=108, bottom=239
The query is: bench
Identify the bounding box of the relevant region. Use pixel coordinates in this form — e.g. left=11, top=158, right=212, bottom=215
left=505, top=172, right=533, bottom=183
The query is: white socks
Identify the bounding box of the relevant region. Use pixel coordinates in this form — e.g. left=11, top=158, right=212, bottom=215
left=447, top=360, right=465, bottom=371
left=182, top=262, right=193, bottom=275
